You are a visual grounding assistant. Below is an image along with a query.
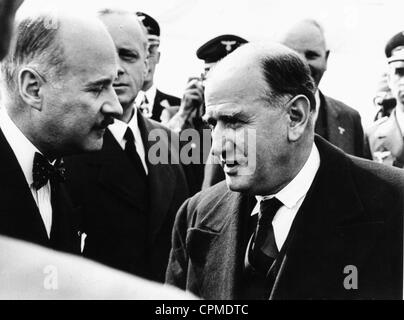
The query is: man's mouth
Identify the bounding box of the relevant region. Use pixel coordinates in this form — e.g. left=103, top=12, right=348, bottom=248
left=95, top=117, right=115, bottom=131
left=222, top=160, right=240, bottom=174
left=113, top=83, right=128, bottom=88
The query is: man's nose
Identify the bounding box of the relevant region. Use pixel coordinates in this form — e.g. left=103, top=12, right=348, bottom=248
left=103, top=89, right=123, bottom=117
left=115, top=65, right=124, bottom=81
left=210, top=124, right=233, bottom=159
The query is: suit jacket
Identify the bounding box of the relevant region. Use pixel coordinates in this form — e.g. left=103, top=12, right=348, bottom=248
left=202, top=92, right=369, bottom=189
left=150, top=89, right=181, bottom=123
left=0, top=129, right=81, bottom=254
left=366, top=109, right=404, bottom=168
left=65, top=114, right=190, bottom=282
left=316, top=92, right=367, bottom=158
left=166, top=136, right=404, bottom=299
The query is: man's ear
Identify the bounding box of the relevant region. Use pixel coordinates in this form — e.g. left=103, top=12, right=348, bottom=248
left=286, top=94, right=311, bottom=142
left=18, top=68, right=44, bottom=111
left=325, top=49, right=330, bottom=62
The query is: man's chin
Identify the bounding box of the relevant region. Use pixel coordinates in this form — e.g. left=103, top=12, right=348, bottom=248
left=225, top=175, right=251, bottom=193
left=82, top=136, right=104, bottom=153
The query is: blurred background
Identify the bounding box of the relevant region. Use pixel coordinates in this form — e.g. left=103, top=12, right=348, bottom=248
left=20, top=0, right=404, bottom=127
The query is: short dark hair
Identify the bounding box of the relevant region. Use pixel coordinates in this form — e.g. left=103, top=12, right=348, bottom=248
left=260, top=51, right=316, bottom=110
left=1, top=15, right=65, bottom=94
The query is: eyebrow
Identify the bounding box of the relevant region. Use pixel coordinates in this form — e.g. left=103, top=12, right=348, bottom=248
left=84, top=77, right=114, bottom=88
left=203, top=111, right=247, bottom=122
left=118, top=47, right=138, bottom=56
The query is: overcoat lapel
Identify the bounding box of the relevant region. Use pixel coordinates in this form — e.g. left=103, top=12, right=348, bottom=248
left=186, top=191, right=254, bottom=299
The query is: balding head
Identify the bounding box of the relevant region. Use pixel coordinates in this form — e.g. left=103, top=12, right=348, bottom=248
left=281, top=19, right=329, bottom=89
left=1, top=9, right=116, bottom=101
left=204, top=42, right=315, bottom=195
left=0, top=7, right=122, bottom=157
left=205, top=42, right=315, bottom=112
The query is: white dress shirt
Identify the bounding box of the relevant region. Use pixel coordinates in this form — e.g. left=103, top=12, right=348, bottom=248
left=0, top=108, right=53, bottom=237
left=108, top=106, right=148, bottom=174
left=251, top=143, right=321, bottom=251
left=135, top=85, right=157, bottom=118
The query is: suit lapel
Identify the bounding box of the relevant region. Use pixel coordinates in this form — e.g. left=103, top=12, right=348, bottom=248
left=138, top=115, right=176, bottom=246
left=321, top=92, right=342, bottom=145
left=187, top=191, right=254, bottom=299
left=94, top=130, right=147, bottom=211
left=151, top=90, right=164, bottom=122
left=0, top=129, right=48, bottom=244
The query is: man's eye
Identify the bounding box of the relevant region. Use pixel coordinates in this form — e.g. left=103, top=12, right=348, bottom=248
left=89, top=85, right=105, bottom=95
left=305, top=51, right=320, bottom=60
left=121, top=54, right=138, bottom=62
left=205, top=119, right=216, bottom=130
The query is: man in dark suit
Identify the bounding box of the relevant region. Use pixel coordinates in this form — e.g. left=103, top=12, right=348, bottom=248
left=66, top=9, right=189, bottom=283
left=281, top=19, right=367, bottom=157
left=0, top=7, right=122, bottom=254
left=202, top=19, right=369, bottom=189
left=135, top=12, right=181, bottom=122
left=166, top=43, right=404, bottom=299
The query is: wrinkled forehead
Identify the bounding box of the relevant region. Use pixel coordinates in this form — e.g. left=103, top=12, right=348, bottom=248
left=59, top=20, right=118, bottom=80
left=205, top=62, right=266, bottom=107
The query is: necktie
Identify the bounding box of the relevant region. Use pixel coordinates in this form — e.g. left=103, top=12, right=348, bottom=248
left=249, top=197, right=282, bottom=275
left=124, top=127, right=146, bottom=176
left=32, top=152, right=66, bottom=190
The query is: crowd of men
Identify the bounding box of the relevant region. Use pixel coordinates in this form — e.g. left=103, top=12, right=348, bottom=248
left=1, top=0, right=404, bottom=300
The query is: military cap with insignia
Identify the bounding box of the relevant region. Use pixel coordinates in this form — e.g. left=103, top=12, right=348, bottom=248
left=136, top=11, right=160, bottom=45
left=196, top=34, right=248, bottom=67
left=385, top=31, right=404, bottom=62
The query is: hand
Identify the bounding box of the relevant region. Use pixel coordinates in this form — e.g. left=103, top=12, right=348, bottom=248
left=177, top=78, right=204, bottom=121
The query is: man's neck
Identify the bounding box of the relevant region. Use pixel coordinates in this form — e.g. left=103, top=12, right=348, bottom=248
left=118, top=103, right=135, bottom=124
left=142, top=81, right=153, bottom=92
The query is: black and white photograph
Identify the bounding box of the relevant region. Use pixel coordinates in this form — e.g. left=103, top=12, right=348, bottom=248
left=0, top=0, right=404, bottom=306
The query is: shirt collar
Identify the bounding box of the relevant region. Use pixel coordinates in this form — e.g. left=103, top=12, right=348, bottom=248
left=253, top=142, right=320, bottom=214
left=109, top=105, right=140, bottom=145
left=135, top=85, right=157, bottom=108
left=0, top=107, right=42, bottom=186
left=144, top=85, right=157, bottom=105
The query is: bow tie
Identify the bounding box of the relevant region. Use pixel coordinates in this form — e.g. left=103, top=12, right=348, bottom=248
left=32, top=152, right=66, bottom=190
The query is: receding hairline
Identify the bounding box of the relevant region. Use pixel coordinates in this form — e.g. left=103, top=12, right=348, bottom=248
left=97, top=8, right=148, bottom=48
left=283, top=18, right=328, bottom=49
